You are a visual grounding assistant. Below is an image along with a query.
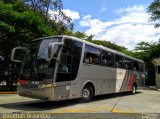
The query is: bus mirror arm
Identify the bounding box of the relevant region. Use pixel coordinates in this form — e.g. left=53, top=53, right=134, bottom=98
left=11, top=47, right=27, bottom=63
left=48, top=42, right=64, bottom=61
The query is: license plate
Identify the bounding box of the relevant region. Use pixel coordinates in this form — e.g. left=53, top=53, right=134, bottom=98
left=24, top=92, right=32, bottom=96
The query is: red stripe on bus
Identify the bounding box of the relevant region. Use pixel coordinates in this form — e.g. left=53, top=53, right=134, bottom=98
left=127, top=72, right=134, bottom=91
left=17, top=79, right=28, bottom=85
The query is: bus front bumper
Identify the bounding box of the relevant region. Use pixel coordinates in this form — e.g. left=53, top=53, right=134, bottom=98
left=17, top=85, right=56, bottom=101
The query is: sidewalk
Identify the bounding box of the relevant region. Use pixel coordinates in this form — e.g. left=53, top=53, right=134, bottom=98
left=147, top=86, right=160, bottom=92
left=0, top=91, right=17, bottom=94
left=0, top=84, right=17, bottom=94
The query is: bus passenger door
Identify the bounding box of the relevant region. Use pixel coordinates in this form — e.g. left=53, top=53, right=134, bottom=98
left=55, top=39, right=83, bottom=99
left=56, top=52, right=72, bottom=99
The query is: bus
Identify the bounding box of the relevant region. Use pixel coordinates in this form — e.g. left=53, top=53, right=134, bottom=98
left=11, top=35, right=145, bottom=102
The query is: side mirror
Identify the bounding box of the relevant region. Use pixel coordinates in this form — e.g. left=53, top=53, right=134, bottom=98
left=11, top=47, right=27, bottom=63
left=48, top=42, right=64, bottom=60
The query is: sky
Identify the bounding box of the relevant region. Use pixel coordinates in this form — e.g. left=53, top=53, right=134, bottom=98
left=61, top=0, right=160, bottom=50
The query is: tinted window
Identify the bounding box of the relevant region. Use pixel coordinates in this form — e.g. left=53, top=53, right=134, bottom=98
left=124, top=58, right=132, bottom=70
left=84, top=45, right=101, bottom=65
left=133, top=61, right=139, bottom=71
left=101, top=51, right=114, bottom=67
left=133, top=61, right=144, bottom=71
left=115, top=55, right=125, bottom=68
left=139, top=62, right=144, bottom=72
left=20, top=38, right=61, bottom=81
left=56, top=39, right=83, bottom=82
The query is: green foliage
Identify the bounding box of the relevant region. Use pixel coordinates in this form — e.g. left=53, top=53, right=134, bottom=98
left=134, top=41, right=160, bottom=82
left=23, top=0, right=74, bottom=31
left=64, top=31, right=86, bottom=39
left=148, top=0, right=160, bottom=28
left=73, top=31, right=86, bottom=38
left=145, top=0, right=160, bottom=83
left=134, top=41, right=160, bottom=61
left=88, top=40, right=128, bottom=53
left=0, top=0, right=52, bottom=54
left=64, top=31, right=133, bottom=57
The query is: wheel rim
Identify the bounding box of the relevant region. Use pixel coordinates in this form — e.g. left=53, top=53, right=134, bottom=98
left=132, top=86, right=136, bottom=93
left=82, top=88, right=90, bottom=99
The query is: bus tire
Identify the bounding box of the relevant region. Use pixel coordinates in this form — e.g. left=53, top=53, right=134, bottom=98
left=131, top=84, right=137, bottom=95
left=79, top=85, right=94, bottom=103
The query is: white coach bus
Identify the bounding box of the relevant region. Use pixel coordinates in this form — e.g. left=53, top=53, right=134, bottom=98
left=11, top=35, right=145, bottom=102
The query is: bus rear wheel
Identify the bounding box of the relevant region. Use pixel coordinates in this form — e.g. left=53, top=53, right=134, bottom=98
left=79, top=85, right=94, bottom=103
left=131, top=84, right=137, bottom=95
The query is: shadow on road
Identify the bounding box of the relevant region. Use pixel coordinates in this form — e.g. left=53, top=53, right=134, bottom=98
left=93, top=91, right=142, bottom=102
left=0, top=91, right=142, bottom=111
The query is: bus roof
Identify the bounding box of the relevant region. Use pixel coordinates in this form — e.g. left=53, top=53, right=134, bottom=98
left=32, top=35, right=144, bottom=63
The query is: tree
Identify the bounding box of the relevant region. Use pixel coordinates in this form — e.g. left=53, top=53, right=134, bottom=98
left=23, top=0, right=74, bottom=31
left=133, top=41, right=160, bottom=85
left=88, top=40, right=128, bottom=53
left=148, top=0, right=160, bottom=28
left=0, top=0, right=52, bottom=55
left=73, top=31, right=86, bottom=38
left=0, top=0, right=75, bottom=90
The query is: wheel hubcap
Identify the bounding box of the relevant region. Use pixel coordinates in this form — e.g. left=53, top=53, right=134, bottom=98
left=133, top=86, right=136, bottom=93
left=83, top=89, right=90, bottom=99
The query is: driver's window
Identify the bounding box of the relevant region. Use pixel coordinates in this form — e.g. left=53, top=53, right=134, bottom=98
left=58, top=53, right=72, bottom=73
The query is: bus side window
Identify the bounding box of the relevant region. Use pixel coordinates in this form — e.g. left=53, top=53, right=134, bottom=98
left=115, top=55, right=125, bottom=68
left=124, top=58, right=132, bottom=70
left=139, top=62, right=144, bottom=72
left=133, top=61, right=139, bottom=71
left=101, top=51, right=114, bottom=67
left=84, top=45, right=101, bottom=65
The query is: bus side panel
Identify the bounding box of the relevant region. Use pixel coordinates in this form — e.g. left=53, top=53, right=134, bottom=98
left=78, top=64, right=117, bottom=95
left=117, top=70, right=135, bottom=92
left=119, top=70, right=131, bottom=92
left=115, top=69, right=140, bottom=93
left=102, top=67, right=117, bottom=94
left=119, top=70, right=144, bottom=92
left=53, top=85, right=70, bottom=100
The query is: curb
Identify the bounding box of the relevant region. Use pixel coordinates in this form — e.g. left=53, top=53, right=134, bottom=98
left=0, top=91, right=17, bottom=94
left=147, top=86, right=160, bottom=92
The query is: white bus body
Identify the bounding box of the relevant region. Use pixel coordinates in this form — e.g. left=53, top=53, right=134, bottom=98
left=12, top=35, right=145, bottom=102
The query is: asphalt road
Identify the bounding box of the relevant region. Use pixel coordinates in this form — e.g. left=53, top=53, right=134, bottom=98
left=0, top=89, right=160, bottom=119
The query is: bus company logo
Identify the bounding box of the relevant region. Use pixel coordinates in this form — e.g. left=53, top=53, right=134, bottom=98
left=117, top=70, right=125, bottom=76
left=118, top=72, right=123, bottom=75
left=117, top=71, right=123, bottom=75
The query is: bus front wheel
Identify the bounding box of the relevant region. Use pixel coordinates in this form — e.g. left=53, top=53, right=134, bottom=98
left=79, top=85, right=94, bottom=103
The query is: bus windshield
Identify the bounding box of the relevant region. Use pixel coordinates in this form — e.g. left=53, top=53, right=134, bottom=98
left=20, top=37, right=61, bottom=81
